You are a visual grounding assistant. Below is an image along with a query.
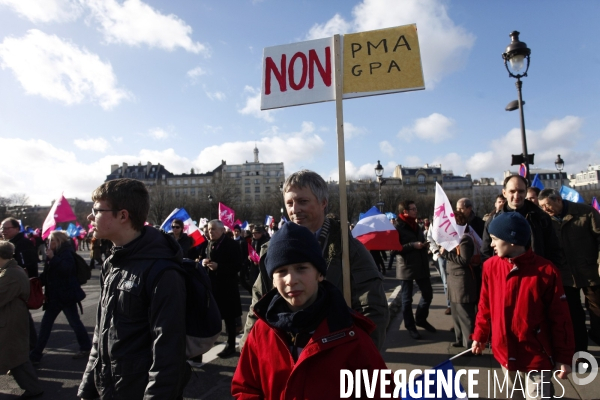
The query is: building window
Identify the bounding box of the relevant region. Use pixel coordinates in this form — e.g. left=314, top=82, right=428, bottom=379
left=176, top=179, right=181, bottom=185
left=168, top=180, right=173, bottom=185
left=255, top=187, right=260, bottom=193
left=152, top=167, right=156, bottom=172
left=198, top=187, right=203, bottom=194
left=418, top=175, right=425, bottom=184
left=255, top=179, right=260, bottom=184
left=265, top=186, right=271, bottom=192
left=554, top=181, right=558, bottom=187
left=175, top=189, right=180, bottom=196
left=183, top=189, right=188, bottom=195
left=266, top=178, right=270, bottom=183
left=405, top=178, right=410, bottom=184
left=198, top=178, right=204, bottom=184
left=245, top=179, right=250, bottom=185
left=207, top=178, right=211, bottom=183
left=230, top=173, right=236, bottom=178
left=183, top=179, right=188, bottom=184
left=236, top=179, right=241, bottom=185
left=245, top=187, right=250, bottom=193
left=190, top=188, right=196, bottom=195
left=191, top=179, right=196, bottom=184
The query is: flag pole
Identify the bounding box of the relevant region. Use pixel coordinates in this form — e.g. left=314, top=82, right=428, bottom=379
left=449, top=348, right=474, bottom=361
left=333, top=34, right=352, bottom=307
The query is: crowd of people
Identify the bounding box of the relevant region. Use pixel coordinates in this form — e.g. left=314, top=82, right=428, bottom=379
left=0, top=170, right=598, bottom=399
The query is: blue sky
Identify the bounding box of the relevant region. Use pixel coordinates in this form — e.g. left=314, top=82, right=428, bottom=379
left=1, top=0, right=599, bottom=205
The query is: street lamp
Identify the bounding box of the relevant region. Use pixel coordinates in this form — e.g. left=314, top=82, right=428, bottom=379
left=374, top=160, right=385, bottom=212
left=503, top=31, right=534, bottom=182
left=555, top=154, right=565, bottom=187
left=207, top=194, right=213, bottom=220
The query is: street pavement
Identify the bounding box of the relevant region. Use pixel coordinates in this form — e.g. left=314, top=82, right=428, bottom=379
left=2, top=253, right=599, bottom=399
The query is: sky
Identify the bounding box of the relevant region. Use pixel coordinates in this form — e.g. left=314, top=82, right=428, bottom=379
left=1, top=0, right=599, bottom=206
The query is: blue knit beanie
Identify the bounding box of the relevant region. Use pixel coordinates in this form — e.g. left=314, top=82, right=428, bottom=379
left=265, top=223, right=327, bottom=279
left=488, top=212, right=531, bottom=247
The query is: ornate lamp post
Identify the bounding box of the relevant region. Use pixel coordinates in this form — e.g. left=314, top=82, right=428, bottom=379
left=503, top=31, right=533, bottom=182
left=555, top=154, right=565, bottom=187
left=374, top=160, right=385, bottom=212
left=207, top=193, right=213, bottom=220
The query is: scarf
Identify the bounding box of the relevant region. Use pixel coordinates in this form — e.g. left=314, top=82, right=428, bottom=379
left=265, top=284, right=329, bottom=361
left=398, top=213, right=418, bottom=232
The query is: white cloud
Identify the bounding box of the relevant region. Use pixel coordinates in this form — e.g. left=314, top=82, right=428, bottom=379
left=306, top=0, right=475, bottom=88
left=193, top=122, right=325, bottom=173
left=306, top=13, right=352, bottom=39
left=459, top=116, right=587, bottom=180
left=0, top=29, right=131, bottom=109
left=85, top=0, right=208, bottom=54
left=0, top=0, right=83, bottom=23
left=205, top=90, right=226, bottom=101
left=187, top=66, right=206, bottom=82
left=238, top=86, right=275, bottom=122
left=379, top=140, right=394, bottom=157
left=148, top=127, right=171, bottom=140
left=344, top=122, right=368, bottom=139
left=112, top=136, right=123, bottom=143
left=328, top=160, right=397, bottom=182
left=398, top=113, right=455, bottom=143
left=74, top=137, right=110, bottom=152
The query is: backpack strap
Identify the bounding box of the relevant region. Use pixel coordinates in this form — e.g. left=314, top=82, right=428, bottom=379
left=143, top=259, right=181, bottom=302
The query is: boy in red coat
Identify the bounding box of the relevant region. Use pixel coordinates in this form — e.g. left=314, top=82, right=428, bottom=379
left=232, top=222, right=387, bottom=399
left=472, top=212, right=574, bottom=399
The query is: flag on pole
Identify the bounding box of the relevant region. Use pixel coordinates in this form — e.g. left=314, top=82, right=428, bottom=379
left=66, top=223, right=79, bottom=237
left=352, top=206, right=402, bottom=251
left=42, top=194, right=77, bottom=239
left=161, top=208, right=205, bottom=247
left=592, top=197, right=600, bottom=212
left=218, top=202, right=236, bottom=230
left=559, top=186, right=585, bottom=203
left=248, top=242, right=260, bottom=264
left=531, top=174, right=544, bottom=190
left=240, top=221, right=249, bottom=230
left=432, top=183, right=464, bottom=250
left=264, top=215, right=274, bottom=227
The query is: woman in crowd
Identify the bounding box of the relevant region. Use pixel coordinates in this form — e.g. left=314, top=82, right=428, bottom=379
left=439, top=211, right=478, bottom=349
left=30, top=231, right=91, bottom=364
left=169, top=218, right=193, bottom=257
left=0, top=240, right=44, bottom=398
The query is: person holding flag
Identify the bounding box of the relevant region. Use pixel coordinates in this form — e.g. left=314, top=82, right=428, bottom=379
left=167, top=218, right=193, bottom=257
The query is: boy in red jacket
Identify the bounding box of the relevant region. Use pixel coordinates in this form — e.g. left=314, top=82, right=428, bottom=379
left=472, top=212, right=574, bottom=399
left=232, top=222, right=387, bottom=399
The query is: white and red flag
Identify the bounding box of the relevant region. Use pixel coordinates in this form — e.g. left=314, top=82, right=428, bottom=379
left=42, top=194, right=77, bottom=239
left=352, top=206, right=402, bottom=251
left=432, top=182, right=465, bottom=250
left=218, top=202, right=236, bottom=230
left=161, top=208, right=205, bottom=247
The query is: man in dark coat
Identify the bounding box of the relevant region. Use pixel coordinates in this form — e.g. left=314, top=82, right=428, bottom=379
left=456, top=198, right=485, bottom=238
left=395, top=200, right=436, bottom=339
left=202, top=219, right=242, bottom=358
left=538, top=188, right=600, bottom=352
left=78, top=179, right=188, bottom=400
left=481, top=175, right=562, bottom=269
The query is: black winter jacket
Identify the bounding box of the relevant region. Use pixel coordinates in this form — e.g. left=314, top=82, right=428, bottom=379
left=78, top=227, right=187, bottom=400
left=10, top=232, right=39, bottom=277
left=40, top=243, right=85, bottom=305
left=394, top=218, right=430, bottom=280
left=481, top=199, right=562, bottom=269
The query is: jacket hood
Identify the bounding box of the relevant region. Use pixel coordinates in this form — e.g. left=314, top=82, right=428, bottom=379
left=109, top=226, right=183, bottom=265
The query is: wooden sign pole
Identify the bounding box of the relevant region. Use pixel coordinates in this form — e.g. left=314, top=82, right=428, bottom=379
left=333, top=34, right=352, bottom=307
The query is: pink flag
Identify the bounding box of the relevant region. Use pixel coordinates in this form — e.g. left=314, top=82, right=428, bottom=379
left=593, top=197, right=600, bottom=212
left=234, top=219, right=242, bottom=227
left=218, top=202, right=236, bottom=230
left=42, top=194, right=77, bottom=239
left=248, top=242, right=260, bottom=264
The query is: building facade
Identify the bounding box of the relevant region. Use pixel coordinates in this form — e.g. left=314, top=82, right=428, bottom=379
left=392, top=164, right=443, bottom=195
left=570, top=164, right=600, bottom=190
left=107, top=162, right=173, bottom=188
left=503, top=168, right=569, bottom=189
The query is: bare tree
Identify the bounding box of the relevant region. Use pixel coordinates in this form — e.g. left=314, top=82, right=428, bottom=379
left=148, top=185, right=178, bottom=225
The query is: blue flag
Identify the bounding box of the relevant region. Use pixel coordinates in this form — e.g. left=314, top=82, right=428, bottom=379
left=359, top=206, right=382, bottom=221
left=240, top=221, right=249, bottom=230
left=559, top=186, right=585, bottom=203
left=403, top=359, right=467, bottom=400
left=531, top=174, right=544, bottom=190
left=385, top=212, right=397, bottom=220
left=66, top=223, right=78, bottom=237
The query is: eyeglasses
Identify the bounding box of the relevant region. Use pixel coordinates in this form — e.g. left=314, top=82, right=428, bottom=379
left=408, top=207, right=418, bottom=211
left=0, top=225, right=16, bottom=231
left=91, top=208, right=118, bottom=216
left=171, top=226, right=182, bottom=229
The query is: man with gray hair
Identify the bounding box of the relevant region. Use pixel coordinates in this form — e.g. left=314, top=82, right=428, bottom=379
left=240, top=170, right=389, bottom=350
left=456, top=198, right=484, bottom=238
left=538, top=188, right=600, bottom=352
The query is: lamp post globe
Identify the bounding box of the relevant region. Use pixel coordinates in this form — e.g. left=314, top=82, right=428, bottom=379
left=503, top=31, right=532, bottom=182
left=374, top=160, right=385, bottom=211
left=555, top=154, right=565, bottom=187
left=208, top=194, right=213, bottom=220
